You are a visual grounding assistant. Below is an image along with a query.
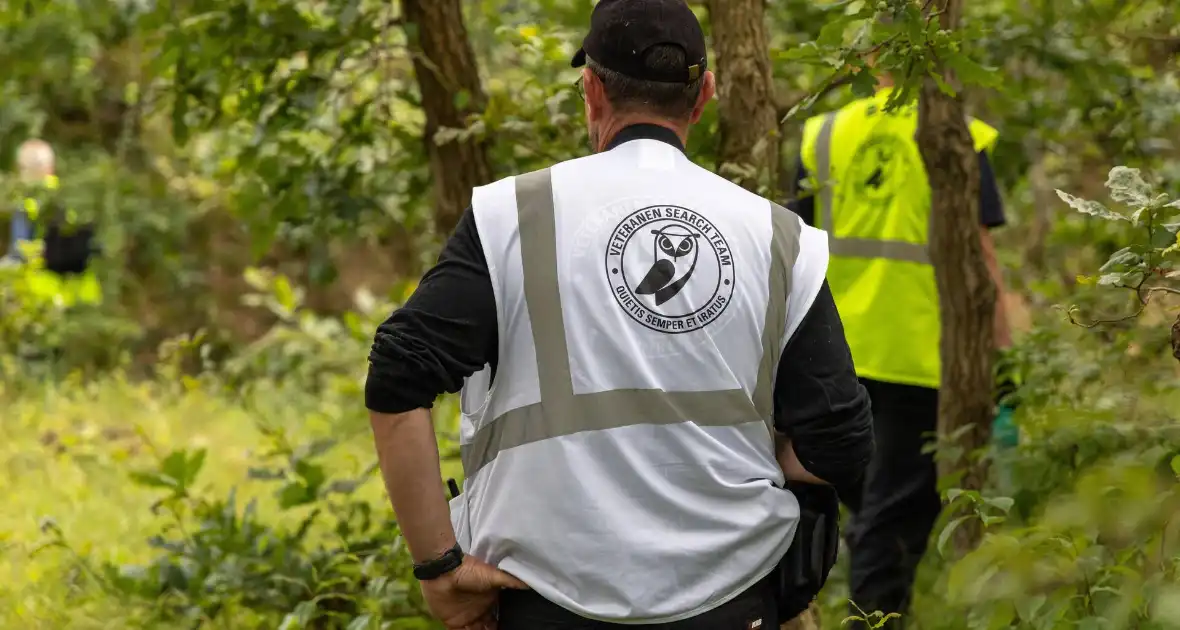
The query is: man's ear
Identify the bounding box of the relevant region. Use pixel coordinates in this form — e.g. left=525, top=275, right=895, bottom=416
left=584, top=67, right=607, bottom=122
left=689, top=71, right=716, bottom=125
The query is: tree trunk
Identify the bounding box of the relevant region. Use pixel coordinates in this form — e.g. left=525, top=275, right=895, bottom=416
left=1023, top=141, right=1053, bottom=273
left=914, top=0, right=997, bottom=553
left=710, top=7, right=815, bottom=624
left=706, top=0, right=779, bottom=196
left=401, top=0, right=493, bottom=236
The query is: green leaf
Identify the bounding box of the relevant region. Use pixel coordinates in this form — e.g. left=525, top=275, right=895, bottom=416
left=929, top=70, right=956, bottom=97
left=1015, top=594, right=1047, bottom=621
left=1056, top=190, right=1126, bottom=221
left=128, top=472, right=177, bottom=489
left=1105, top=166, right=1152, bottom=207
left=278, top=482, right=314, bottom=509
left=937, top=515, right=971, bottom=556
left=1099, top=247, right=1141, bottom=272
left=851, top=69, right=878, bottom=98
left=982, top=496, right=1015, bottom=513
left=945, top=53, right=1001, bottom=88
left=979, top=514, right=1006, bottom=527
left=159, top=448, right=206, bottom=490
left=293, top=459, right=327, bottom=496
left=777, top=43, right=822, bottom=62
left=273, top=275, right=297, bottom=313
left=817, top=16, right=852, bottom=49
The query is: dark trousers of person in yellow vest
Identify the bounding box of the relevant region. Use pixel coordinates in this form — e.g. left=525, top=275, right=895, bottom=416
left=791, top=90, right=1009, bottom=628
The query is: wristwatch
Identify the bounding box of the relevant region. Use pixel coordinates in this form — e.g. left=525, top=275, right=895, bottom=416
left=413, top=543, right=465, bottom=581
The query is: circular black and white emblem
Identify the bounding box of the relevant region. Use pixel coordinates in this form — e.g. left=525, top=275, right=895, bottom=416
left=605, top=205, right=735, bottom=334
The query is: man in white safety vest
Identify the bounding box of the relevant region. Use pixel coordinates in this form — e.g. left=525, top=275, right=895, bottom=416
left=365, top=1, right=874, bottom=629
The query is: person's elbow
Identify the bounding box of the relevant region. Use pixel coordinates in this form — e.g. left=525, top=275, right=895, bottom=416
left=842, top=395, right=875, bottom=487
left=364, top=328, right=445, bottom=415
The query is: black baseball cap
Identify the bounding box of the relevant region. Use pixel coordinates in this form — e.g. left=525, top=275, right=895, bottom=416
left=571, top=0, right=708, bottom=84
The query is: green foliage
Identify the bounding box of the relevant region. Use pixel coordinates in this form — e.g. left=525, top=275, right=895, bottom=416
left=777, top=0, right=1002, bottom=119
left=220, top=267, right=404, bottom=393
left=1058, top=167, right=1180, bottom=328
left=941, top=461, right=1180, bottom=630
left=91, top=435, right=427, bottom=629
left=844, top=600, right=902, bottom=628
left=149, top=0, right=430, bottom=260
left=0, top=251, right=141, bottom=378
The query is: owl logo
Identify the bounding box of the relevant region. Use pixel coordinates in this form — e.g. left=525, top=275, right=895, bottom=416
left=634, top=224, right=701, bottom=306
left=605, top=205, right=735, bottom=335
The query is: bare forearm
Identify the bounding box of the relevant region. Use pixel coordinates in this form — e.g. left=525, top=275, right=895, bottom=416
left=979, top=229, right=1012, bottom=348
left=370, top=409, right=456, bottom=562
left=992, top=286, right=1012, bottom=349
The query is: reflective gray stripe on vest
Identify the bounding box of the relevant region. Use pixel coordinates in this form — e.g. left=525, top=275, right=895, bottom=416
left=460, top=169, right=801, bottom=475
left=815, top=111, right=931, bottom=265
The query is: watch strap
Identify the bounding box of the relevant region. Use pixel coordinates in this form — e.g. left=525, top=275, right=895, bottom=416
left=412, top=543, right=464, bottom=581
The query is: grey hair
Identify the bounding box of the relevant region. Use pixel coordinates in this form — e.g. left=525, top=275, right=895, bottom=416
left=584, top=47, right=704, bottom=121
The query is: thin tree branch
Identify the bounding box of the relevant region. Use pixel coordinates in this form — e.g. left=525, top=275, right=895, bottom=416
left=776, top=73, right=854, bottom=122
left=1063, top=303, right=1144, bottom=329
left=1064, top=284, right=1180, bottom=329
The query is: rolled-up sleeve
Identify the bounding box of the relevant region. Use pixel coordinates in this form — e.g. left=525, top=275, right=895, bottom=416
left=773, top=280, right=874, bottom=496
left=364, top=207, right=498, bottom=414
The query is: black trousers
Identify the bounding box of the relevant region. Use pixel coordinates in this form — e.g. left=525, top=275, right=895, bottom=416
left=497, top=576, right=777, bottom=630
left=840, top=378, right=941, bottom=628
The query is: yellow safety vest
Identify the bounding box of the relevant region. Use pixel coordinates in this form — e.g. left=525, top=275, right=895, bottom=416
left=800, top=88, right=998, bottom=389
left=13, top=175, right=102, bottom=307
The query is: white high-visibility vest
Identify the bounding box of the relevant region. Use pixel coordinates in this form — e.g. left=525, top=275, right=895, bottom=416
left=451, top=137, right=830, bottom=623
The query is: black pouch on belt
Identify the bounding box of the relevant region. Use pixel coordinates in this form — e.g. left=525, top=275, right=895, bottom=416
left=775, top=481, right=840, bottom=620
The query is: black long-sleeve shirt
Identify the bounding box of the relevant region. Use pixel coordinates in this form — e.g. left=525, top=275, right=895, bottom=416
left=366, top=126, right=874, bottom=494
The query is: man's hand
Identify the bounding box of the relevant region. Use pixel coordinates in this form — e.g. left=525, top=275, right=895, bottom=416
left=420, top=555, right=529, bottom=630
left=775, top=435, right=830, bottom=486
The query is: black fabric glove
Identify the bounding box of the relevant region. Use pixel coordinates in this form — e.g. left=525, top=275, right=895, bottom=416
left=775, top=482, right=841, bottom=621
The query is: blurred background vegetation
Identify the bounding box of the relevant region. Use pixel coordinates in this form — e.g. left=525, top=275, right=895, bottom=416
left=0, top=0, right=1178, bottom=629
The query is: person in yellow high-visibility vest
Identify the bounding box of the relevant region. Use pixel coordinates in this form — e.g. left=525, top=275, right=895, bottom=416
left=5, top=139, right=101, bottom=308
left=788, top=71, right=1012, bottom=625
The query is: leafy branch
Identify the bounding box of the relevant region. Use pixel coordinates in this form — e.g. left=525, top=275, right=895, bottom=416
left=1057, top=166, right=1180, bottom=357
left=777, top=0, right=1004, bottom=122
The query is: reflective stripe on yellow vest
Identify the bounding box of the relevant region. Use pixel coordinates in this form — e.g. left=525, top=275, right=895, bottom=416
left=801, top=89, right=998, bottom=389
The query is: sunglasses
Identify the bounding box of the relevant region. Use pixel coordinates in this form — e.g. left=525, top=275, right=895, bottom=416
left=574, top=75, right=585, bottom=101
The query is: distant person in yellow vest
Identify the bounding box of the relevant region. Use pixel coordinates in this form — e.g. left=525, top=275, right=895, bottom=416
left=5, top=139, right=101, bottom=307
left=789, top=71, right=1012, bottom=625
